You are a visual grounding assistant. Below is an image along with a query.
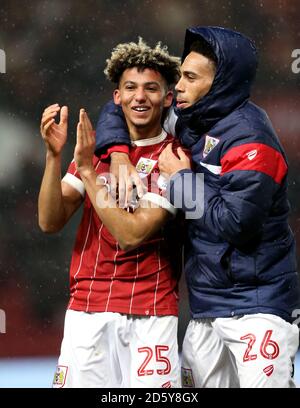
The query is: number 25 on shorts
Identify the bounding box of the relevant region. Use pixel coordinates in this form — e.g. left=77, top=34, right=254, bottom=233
left=137, top=345, right=171, bottom=376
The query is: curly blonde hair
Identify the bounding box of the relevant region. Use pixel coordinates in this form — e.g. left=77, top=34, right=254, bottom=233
left=104, top=37, right=181, bottom=87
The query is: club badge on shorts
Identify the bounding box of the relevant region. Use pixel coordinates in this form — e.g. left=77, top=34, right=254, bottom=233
left=136, top=157, right=157, bottom=179
left=203, top=135, right=219, bottom=158
left=52, top=365, right=68, bottom=388
left=181, top=367, right=195, bottom=387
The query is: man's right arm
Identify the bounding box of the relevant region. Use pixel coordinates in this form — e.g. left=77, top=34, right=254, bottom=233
left=38, top=104, right=83, bottom=233
left=94, top=100, right=131, bottom=156
left=94, top=100, right=178, bottom=155
left=38, top=153, right=83, bottom=233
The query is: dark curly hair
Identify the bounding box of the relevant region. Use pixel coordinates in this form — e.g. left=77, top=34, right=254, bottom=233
left=104, top=37, right=181, bottom=87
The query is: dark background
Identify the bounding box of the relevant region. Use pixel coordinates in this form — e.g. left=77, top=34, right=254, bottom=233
left=0, top=0, right=299, bottom=358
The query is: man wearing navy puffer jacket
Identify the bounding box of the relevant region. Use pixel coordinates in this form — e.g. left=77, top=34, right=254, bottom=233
left=94, top=27, right=300, bottom=388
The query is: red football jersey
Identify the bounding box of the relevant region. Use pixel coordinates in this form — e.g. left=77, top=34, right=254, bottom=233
left=62, top=131, right=182, bottom=316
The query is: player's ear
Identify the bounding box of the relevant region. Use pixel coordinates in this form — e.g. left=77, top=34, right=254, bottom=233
left=113, top=89, right=121, bottom=105
left=163, top=90, right=173, bottom=108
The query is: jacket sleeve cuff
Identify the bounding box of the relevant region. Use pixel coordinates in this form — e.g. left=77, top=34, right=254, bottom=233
left=100, top=144, right=130, bottom=160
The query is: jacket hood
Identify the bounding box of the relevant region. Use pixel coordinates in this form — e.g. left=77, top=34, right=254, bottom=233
left=176, top=26, right=258, bottom=134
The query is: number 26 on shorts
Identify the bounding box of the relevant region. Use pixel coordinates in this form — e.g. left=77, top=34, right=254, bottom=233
left=240, top=330, right=280, bottom=362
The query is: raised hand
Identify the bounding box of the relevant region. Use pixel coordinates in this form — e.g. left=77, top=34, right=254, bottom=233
left=40, top=104, right=68, bottom=156
left=74, top=108, right=95, bottom=174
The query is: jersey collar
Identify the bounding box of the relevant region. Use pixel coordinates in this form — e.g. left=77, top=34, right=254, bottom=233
left=132, top=129, right=167, bottom=147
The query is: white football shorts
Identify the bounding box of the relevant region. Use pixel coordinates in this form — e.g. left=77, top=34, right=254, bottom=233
left=52, top=309, right=180, bottom=388
left=181, top=313, right=299, bottom=388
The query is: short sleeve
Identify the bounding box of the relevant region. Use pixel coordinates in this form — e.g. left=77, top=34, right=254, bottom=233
left=61, top=159, right=85, bottom=197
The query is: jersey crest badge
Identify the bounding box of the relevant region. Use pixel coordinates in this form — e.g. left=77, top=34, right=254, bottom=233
left=52, top=365, right=68, bottom=388
left=136, top=157, right=157, bottom=179
left=181, top=367, right=195, bottom=387
left=203, top=135, right=219, bottom=158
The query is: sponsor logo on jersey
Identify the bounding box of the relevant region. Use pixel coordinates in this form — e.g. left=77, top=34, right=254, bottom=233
left=136, top=157, right=157, bottom=179
left=181, top=367, right=195, bottom=387
left=246, top=149, right=257, bottom=160
left=52, top=365, right=68, bottom=388
left=203, top=135, right=219, bottom=158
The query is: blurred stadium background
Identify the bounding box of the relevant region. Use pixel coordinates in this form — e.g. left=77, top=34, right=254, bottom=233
left=0, top=0, right=300, bottom=387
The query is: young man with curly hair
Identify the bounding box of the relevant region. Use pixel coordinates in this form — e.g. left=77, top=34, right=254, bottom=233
left=38, top=38, right=186, bottom=388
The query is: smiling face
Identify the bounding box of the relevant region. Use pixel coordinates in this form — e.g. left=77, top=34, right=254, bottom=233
left=113, top=67, right=173, bottom=140
left=175, top=51, right=216, bottom=109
